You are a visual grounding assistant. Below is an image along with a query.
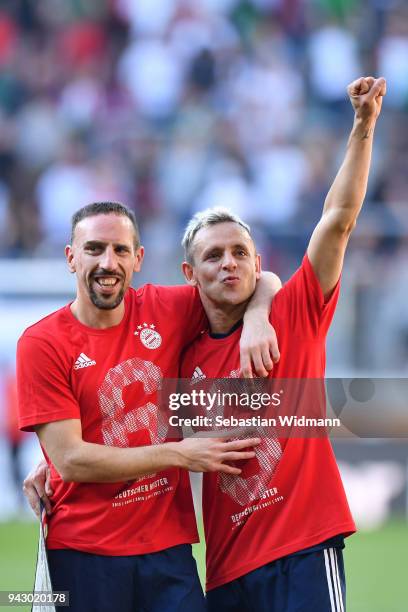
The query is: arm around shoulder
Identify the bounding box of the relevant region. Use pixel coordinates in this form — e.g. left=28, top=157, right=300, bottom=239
left=240, top=271, right=282, bottom=377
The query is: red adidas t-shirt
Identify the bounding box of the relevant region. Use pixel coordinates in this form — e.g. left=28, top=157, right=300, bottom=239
left=181, top=255, right=356, bottom=590
left=17, top=284, right=205, bottom=556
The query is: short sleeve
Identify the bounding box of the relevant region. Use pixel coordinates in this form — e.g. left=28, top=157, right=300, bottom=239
left=17, top=334, right=81, bottom=431
left=271, top=254, right=340, bottom=339
left=152, top=285, right=207, bottom=346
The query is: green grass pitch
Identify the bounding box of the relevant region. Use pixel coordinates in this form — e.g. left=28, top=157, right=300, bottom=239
left=0, top=519, right=406, bottom=611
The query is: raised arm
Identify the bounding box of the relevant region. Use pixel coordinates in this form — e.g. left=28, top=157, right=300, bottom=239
left=307, top=76, right=386, bottom=297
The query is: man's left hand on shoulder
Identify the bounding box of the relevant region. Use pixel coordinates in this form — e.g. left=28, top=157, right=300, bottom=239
left=240, top=317, right=280, bottom=378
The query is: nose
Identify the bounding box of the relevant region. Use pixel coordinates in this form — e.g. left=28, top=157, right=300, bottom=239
left=221, top=251, right=237, bottom=271
left=99, top=246, right=118, bottom=271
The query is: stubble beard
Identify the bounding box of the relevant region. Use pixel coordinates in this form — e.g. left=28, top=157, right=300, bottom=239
left=88, top=281, right=126, bottom=310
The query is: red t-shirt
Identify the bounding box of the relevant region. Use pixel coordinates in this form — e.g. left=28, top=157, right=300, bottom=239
left=17, top=284, right=205, bottom=556
left=181, top=255, right=356, bottom=590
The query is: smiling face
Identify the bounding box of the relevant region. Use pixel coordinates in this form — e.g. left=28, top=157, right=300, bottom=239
left=65, top=213, right=144, bottom=312
left=182, top=222, right=260, bottom=309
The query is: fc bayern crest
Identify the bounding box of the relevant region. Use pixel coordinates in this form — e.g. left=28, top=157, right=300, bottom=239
left=134, top=323, right=162, bottom=349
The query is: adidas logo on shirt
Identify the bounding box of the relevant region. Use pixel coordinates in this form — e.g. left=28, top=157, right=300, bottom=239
left=191, top=366, right=206, bottom=383
left=74, top=353, right=96, bottom=370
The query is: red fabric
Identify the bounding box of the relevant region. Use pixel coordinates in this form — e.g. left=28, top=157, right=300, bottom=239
left=59, top=23, right=106, bottom=67
left=4, top=371, right=25, bottom=444
left=181, top=255, right=355, bottom=590
left=0, top=14, right=17, bottom=66
left=17, top=285, right=205, bottom=556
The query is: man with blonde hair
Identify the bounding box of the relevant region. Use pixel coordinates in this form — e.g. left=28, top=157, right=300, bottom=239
left=180, top=76, right=386, bottom=611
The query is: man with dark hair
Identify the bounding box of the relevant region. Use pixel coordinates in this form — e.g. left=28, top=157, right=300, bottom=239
left=70, top=201, right=141, bottom=248
left=17, top=202, right=281, bottom=611
left=180, top=76, right=386, bottom=611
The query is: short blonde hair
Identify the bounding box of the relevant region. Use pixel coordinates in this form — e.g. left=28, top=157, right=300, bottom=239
left=182, top=207, right=251, bottom=263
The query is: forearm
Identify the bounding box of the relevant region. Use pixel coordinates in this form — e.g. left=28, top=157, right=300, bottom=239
left=244, top=272, right=282, bottom=319
left=239, top=272, right=281, bottom=377
left=307, top=76, right=385, bottom=296
left=37, top=419, right=261, bottom=482
left=322, top=115, right=377, bottom=229
left=44, top=436, right=181, bottom=483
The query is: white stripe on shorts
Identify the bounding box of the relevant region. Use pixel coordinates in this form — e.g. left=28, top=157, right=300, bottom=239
left=324, top=549, right=336, bottom=611
left=324, top=548, right=344, bottom=612
left=331, top=548, right=345, bottom=612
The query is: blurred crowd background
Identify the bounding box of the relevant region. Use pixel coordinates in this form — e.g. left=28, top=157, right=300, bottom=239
left=0, top=0, right=407, bottom=531
left=1, top=0, right=408, bottom=366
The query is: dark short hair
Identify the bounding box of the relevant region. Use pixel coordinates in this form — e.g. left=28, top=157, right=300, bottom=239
left=71, top=202, right=140, bottom=248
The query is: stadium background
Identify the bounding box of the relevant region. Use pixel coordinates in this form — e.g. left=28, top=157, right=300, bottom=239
left=0, top=1, right=406, bottom=610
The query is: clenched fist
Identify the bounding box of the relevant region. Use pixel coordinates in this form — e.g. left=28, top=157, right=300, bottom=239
left=348, top=76, right=386, bottom=122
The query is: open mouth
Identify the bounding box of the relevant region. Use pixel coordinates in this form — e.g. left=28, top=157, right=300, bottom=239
left=95, top=277, right=119, bottom=286
left=92, top=276, right=122, bottom=292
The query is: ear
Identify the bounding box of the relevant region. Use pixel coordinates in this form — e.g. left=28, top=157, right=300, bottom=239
left=255, top=254, right=261, bottom=280
left=182, top=261, right=197, bottom=286
left=133, top=246, right=145, bottom=272
left=65, top=245, right=76, bottom=273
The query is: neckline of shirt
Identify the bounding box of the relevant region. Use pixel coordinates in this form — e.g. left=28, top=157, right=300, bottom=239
left=208, top=319, right=243, bottom=341
left=63, top=289, right=132, bottom=335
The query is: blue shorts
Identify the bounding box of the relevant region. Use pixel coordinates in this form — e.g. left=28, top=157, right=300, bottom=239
left=206, top=538, right=346, bottom=612
left=47, top=544, right=205, bottom=612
